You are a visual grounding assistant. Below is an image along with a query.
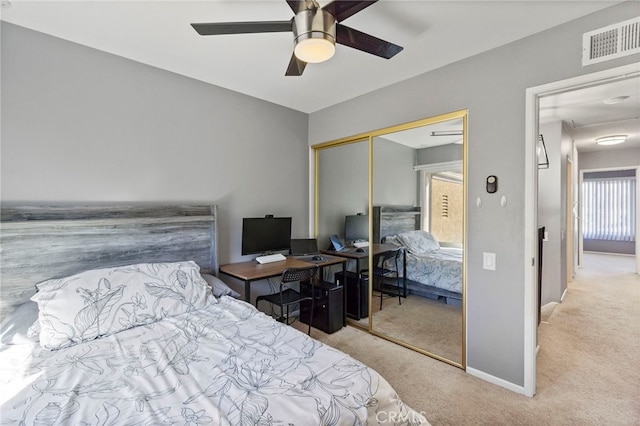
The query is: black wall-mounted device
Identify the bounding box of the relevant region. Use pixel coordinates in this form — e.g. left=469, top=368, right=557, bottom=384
left=486, top=175, right=498, bottom=193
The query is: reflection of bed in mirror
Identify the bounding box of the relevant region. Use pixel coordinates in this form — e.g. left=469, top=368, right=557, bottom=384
left=373, top=205, right=463, bottom=306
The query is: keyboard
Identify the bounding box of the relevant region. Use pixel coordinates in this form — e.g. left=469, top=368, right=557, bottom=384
left=255, top=253, right=287, bottom=264
left=353, top=241, right=369, bottom=248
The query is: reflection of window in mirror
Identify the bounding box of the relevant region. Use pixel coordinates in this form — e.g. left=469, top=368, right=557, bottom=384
left=425, top=171, right=464, bottom=248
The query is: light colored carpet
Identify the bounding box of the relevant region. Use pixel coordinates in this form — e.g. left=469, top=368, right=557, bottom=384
left=298, top=253, right=640, bottom=425
left=363, top=293, right=462, bottom=364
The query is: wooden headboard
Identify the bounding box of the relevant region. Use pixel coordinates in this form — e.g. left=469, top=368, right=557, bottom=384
left=373, top=205, right=421, bottom=243
left=0, top=204, right=218, bottom=320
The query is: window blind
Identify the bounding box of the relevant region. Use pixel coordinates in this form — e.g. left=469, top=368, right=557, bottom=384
left=582, top=176, right=636, bottom=241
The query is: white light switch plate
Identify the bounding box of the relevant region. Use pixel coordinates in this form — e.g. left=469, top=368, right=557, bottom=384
left=483, top=252, right=496, bottom=270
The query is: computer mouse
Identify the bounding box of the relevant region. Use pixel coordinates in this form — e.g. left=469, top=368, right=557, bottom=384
left=312, top=255, right=324, bottom=261
left=356, top=248, right=365, bottom=253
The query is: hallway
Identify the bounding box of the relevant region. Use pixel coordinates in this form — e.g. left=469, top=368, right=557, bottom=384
left=536, top=252, right=639, bottom=424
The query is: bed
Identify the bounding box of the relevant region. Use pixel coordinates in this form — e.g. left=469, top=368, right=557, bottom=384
left=0, top=204, right=428, bottom=425
left=373, top=206, right=463, bottom=306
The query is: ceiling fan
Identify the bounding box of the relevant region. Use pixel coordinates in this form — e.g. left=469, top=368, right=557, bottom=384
left=191, top=0, right=403, bottom=76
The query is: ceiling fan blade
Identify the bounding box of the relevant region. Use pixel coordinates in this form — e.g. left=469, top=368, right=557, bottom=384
left=323, top=1, right=378, bottom=22
left=286, top=0, right=319, bottom=14
left=285, top=53, right=307, bottom=76
left=336, top=24, right=403, bottom=59
left=191, top=21, right=292, bottom=36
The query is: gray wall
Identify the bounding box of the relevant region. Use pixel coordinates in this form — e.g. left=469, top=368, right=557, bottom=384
left=579, top=147, right=640, bottom=171
left=373, top=137, right=417, bottom=206
left=584, top=239, right=635, bottom=254
left=417, top=144, right=463, bottom=166
left=1, top=22, right=309, bottom=274
left=559, top=122, right=573, bottom=299
left=538, top=121, right=569, bottom=305
left=308, top=2, right=640, bottom=387
left=316, top=141, right=369, bottom=249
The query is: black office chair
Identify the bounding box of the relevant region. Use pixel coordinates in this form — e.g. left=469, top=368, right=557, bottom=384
left=255, top=265, right=318, bottom=335
left=372, top=248, right=402, bottom=310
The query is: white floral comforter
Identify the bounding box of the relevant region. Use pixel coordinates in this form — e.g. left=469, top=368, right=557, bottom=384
left=0, top=296, right=428, bottom=425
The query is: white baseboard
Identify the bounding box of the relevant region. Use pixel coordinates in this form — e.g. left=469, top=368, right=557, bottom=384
left=560, top=288, right=568, bottom=302
left=583, top=250, right=634, bottom=257
left=466, top=367, right=531, bottom=397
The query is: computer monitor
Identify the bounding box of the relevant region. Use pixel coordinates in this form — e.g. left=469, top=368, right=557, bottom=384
left=290, top=239, right=319, bottom=256
left=344, top=214, right=368, bottom=243
left=241, top=217, right=292, bottom=256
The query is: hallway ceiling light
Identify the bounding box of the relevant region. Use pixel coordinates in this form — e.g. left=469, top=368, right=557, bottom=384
left=595, top=135, right=627, bottom=145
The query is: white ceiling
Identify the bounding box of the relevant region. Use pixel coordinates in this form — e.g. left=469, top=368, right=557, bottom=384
left=2, top=0, right=637, bottom=154
left=540, top=76, right=640, bottom=153
left=381, top=118, right=464, bottom=149
left=0, top=0, right=623, bottom=114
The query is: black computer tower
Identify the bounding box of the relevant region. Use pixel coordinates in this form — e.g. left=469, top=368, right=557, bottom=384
left=334, top=271, right=369, bottom=320
left=300, top=281, right=344, bottom=334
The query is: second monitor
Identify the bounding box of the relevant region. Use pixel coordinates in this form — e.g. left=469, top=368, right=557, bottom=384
left=344, top=214, right=368, bottom=245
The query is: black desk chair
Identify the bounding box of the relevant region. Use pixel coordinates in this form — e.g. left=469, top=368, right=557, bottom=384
left=255, top=265, right=318, bottom=335
left=372, top=248, right=402, bottom=310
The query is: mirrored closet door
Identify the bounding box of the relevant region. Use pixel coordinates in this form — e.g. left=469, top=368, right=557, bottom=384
left=313, top=110, right=466, bottom=368
left=370, top=111, right=466, bottom=367
left=316, top=139, right=371, bottom=320
left=316, top=139, right=369, bottom=252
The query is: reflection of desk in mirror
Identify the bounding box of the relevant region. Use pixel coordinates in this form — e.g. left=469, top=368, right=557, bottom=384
left=219, top=255, right=347, bottom=325
left=313, top=110, right=467, bottom=367
left=322, top=243, right=402, bottom=320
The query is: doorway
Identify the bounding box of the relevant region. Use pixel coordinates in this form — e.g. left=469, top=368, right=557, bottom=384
left=524, top=63, right=640, bottom=397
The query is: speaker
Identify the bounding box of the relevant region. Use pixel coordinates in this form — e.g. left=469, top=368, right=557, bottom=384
left=334, top=271, right=368, bottom=320
left=300, top=281, right=344, bottom=334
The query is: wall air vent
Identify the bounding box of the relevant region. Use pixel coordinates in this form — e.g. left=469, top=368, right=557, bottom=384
left=582, top=16, right=640, bottom=66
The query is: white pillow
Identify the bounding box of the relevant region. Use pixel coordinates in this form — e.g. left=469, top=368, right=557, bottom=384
left=397, top=230, right=440, bottom=254
left=382, top=234, right=402, bottom=246
left=202, top=274, right=241, bottom=299
left=32, top=261, right=213, bottom=350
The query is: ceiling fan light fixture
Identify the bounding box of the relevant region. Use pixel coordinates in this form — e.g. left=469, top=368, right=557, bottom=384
left=292, top=8, right=336, bottom=64
left=596, top=135, right=627, bottom=145
left=294, top=34, right=335, bottom=63
left=193, top=2, right=402, bottom=77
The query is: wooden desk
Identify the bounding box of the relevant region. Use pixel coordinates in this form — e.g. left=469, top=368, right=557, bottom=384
left=220, top=257, right=308, bottom=302
left=322, top=244, right=403, bottom=320
left=322, top=243, right=399, bottom=274
left=219, top=255, right=347, bottom=325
